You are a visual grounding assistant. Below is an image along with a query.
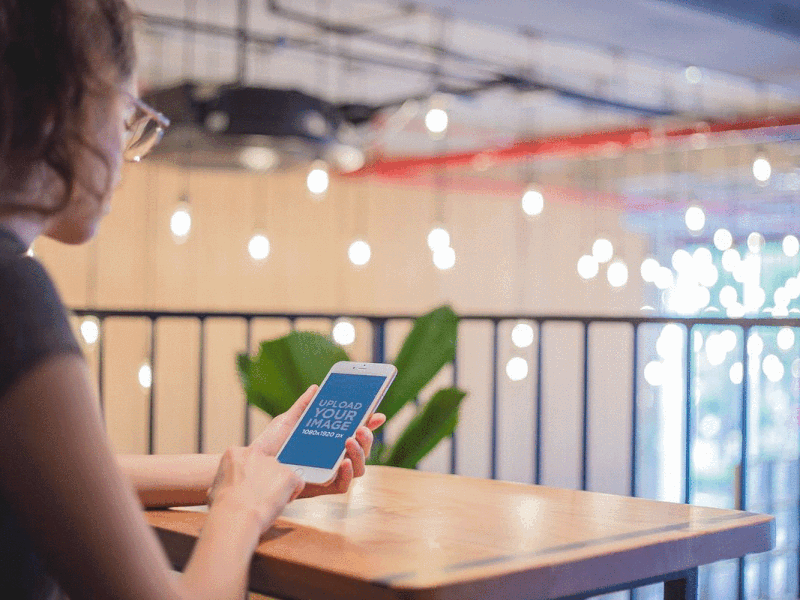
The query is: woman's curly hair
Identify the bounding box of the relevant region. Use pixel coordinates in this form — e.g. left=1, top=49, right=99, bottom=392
left=0, top=0, right=136, bottom=215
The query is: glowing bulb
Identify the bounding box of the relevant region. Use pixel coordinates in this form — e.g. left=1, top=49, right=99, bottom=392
left=774, top=287, right=790, bottom=308
left=693, top=247, right=712, bottom=264
left=747, top=334, right=764, bottom=356
left=592, top=238, right=613, bottom=263
left=644, top=361, right=663, bottom=386
left=747, top=232, right=764, bottom=253
left=521, top=188, right=544, bottom=216
left=433, top=246, right=455, bottom=270
left=763, top=354, right=784, bottom=382
left=506, top=357, right=529, bottom=381
left=307, top=161, right=329, bottom=196
left=332, top=319, right=356, bottom=346
left=138, top=363, right=152, bottom=389
left=170, top=205, right=191, bottom=239
left=713, top=228, right=733, bottom=251
left=641, top=257, right=660, bottom=282
left=719, top=285, right=737, bottom=308
left=80, top=317, right=100, bottom=345
left=425, top=108, right=448, bottom=134
left=783, top=235, right=799, bottom=257
left=685, top=206, right=705, bottom=232
left=777, top=328, right=795, bottom=351
left=730, top=362, right=743, bottom=385
left=577, top=254, right=599, bottom=279
left=427, top=227, right=450, bottom=251
left=239, top=146, right=278, bottom=171
left=685, top=65, right=702, bottom=84
left=248, top=234, right=270, bottom=261
left=721, top=248, right=740, bottom=272
left=348, top=239, right=371, bottom=266
left=511, top=323, right=534, bottom=348
left=752, top=156, right=771, bottom=183
left=607, top=260, right=628, bottom=287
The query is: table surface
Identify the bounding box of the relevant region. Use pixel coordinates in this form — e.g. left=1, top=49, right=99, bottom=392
left=145, top=466, right=774, bottom=600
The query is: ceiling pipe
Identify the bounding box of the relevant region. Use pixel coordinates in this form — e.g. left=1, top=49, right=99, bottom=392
left=353, top=112, right=800, bottom=178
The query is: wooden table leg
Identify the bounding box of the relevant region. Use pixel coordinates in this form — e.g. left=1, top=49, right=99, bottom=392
left=664, top=568, right=698, bottom=600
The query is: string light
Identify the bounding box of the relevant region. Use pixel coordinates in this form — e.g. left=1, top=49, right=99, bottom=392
left=306, top=160, right=329, bottom=198
left=170, top=199, right=191, bottom=241
left=505, top=357, right=529, bottom=381
left=592, top=238, right=613, bottom=263
left=348, top=239, right=371, bottom=266
left=577, top=255, right=599, bottom=279
left=511, top=323, right=534, bottom=348
left=138, top=362, right=153, bottom=389
left=332, top=319, right=356, bottom=346
left=80, top=316, right=100, bottom=345
left=521, top=187, right=544, bottom=216
left=685, top=206, right=705, bottom=232
left=607, top=260, right=628, bottom=287
left=783, top=235, right=799, bottom=257
left=433, top=246, right=456, bottom=270
left=752, top=155, right=771, bottom=183
left=641, top=257, right=660, bottom=282
left=427, top=227, right=450, bottom=251
left=713, top=228, right=732, bottom=251
left=248, top=233, right=270, bottom=261
left=425, top=108, right=448, bottom=134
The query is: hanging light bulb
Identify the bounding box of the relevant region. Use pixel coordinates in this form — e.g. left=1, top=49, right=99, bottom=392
left=170, top=197, right=192, bottom=242
left=433, top=246, right=456, bottom=270
left=684, top=206, right=705, bottom=232
left=80, top=316, right=100, bottom=345
left=427, top=226, right=450, bottom=251
left=752, top=154, right=771, bottom=183
left=577, top=255, right=599, bottom=279
left=332, top=319, right=356, bottom=346
left=607, top=260, right=629, bottom=287
left=248, top=233, right=270, bottom=261
left=138, top=361, right=153, bottom=389
left=505, top=357, right=529, bottom=381
left=640, top=257, right=660, bottom=283
left=425, top=107, right=448, bottom=135
left=348, top=239, right=371, bottom=266
left=511, top=323, right=534, bottom=348
left=592, top=238, right=613, bottom=263
left=782, top=234, right=799, bottom=257
left=684, top=65, right=702, bottom=84
left=521, top=186, right=544, bottom=216
left=713, top=228, right=732, bottom=251
left=306, top=160, right=329, bottom=198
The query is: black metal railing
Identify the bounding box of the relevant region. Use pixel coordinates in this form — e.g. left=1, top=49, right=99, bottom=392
left=70, top=308, right=800, bottom=600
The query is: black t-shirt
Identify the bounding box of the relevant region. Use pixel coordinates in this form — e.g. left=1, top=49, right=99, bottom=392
left=0, top=226, right=81, bottom=599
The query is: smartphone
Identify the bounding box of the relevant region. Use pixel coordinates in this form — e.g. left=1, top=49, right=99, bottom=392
left=276, top=361, right=397, bottom=484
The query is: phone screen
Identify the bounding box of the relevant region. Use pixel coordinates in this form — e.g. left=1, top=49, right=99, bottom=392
left=277, top=372, right=388, bottom=469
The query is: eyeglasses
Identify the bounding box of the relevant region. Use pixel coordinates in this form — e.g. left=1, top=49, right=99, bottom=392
left=122, top=92, right=170, bottom=162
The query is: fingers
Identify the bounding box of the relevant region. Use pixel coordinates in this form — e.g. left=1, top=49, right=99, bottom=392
left=366, top=412, right=386, bottom=431
left=345, top=436, right=367, bottom=478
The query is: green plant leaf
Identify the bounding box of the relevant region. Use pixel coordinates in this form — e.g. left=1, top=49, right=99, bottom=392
left=237, top=331, right=349, bottom=417
left=383, top=387, right=466, bottom=469
left=381, top=305, right=459, bottom=421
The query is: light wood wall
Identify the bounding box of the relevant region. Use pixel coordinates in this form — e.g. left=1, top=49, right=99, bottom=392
left=36, top=162, right=650, bottom=494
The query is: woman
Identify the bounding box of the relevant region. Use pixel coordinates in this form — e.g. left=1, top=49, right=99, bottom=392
left=0, top=1, right=384, bottom=598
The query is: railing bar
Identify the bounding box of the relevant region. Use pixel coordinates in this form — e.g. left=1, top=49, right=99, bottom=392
left=148, top=317, right=157, bottom=455
left=630, top=323, right=639, bottom=498
left=372, top=318, right=387, bottom=447
left=97, top=317, right=105, bottom=420
left=738, top=325, right=752, bottom=600
left=534, top=320, right=544, bottom=485
left=450, top=345, right=458, bottom=476
left=490, top=319, right=500, bottom=480
left=69, top=307, right=800, bottom=329
left=684, top=324, right=693, bottom=505
left=243, top=317, right=253, bottom=446
left=197, top=317, right=206, bottom=454
left=581, top=321, right=590, bottom=492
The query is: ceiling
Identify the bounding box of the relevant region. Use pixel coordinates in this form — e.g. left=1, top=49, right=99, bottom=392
left=130, top=0, right=800, bottom=237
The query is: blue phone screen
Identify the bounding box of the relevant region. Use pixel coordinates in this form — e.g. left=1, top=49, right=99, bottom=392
left=277, top=373, right=387, bottom=469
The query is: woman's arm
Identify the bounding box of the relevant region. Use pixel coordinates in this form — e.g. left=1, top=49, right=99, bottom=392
left=0, top=354, right=300, bottom=600
left=118, top=454, right=220, bottom=508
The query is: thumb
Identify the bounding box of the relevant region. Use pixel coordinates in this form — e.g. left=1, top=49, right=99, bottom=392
left=283, top=385, right=318, bottom=422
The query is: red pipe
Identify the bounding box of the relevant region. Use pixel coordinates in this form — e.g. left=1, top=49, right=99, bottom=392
left=354, top=113, right=800, bottom=179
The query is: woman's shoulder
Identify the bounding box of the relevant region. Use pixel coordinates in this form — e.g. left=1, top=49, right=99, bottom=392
left=0, top=240, right=82, bottom=400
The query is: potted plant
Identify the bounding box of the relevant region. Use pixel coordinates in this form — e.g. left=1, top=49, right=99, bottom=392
left=237, top=305, right=466, bottom=468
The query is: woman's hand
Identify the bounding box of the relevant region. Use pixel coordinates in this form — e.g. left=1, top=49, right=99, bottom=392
left=251, top=385, right=386, bottom=498
left=207, top=446, right=304, bottom=535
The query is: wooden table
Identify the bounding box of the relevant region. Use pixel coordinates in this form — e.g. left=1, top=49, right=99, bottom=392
left=145, top=466, right=773, bottom=600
